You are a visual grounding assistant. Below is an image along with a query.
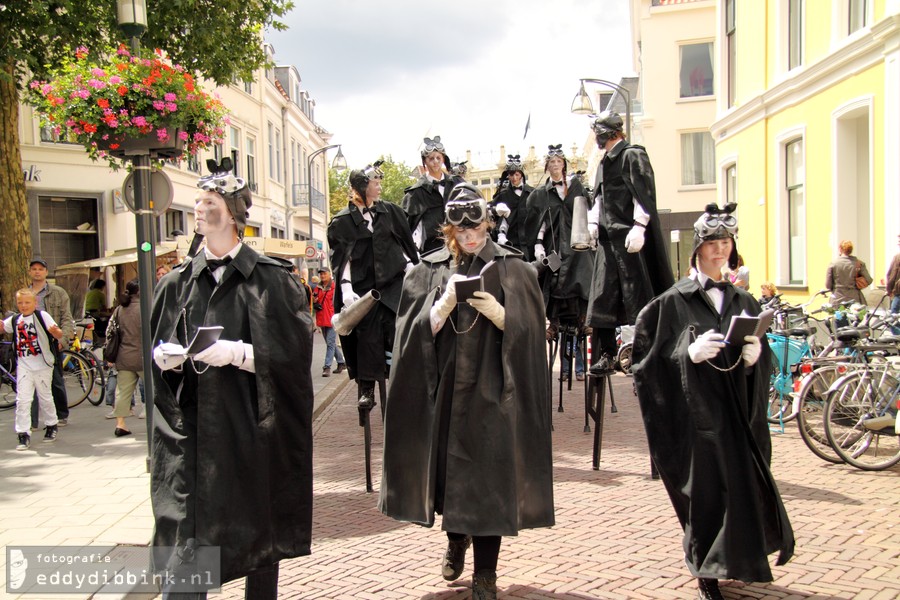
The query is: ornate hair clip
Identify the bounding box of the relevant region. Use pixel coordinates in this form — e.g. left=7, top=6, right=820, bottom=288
left=197, top=158, right=246, bottom=194
left=422, top=136, right=445, bottom=155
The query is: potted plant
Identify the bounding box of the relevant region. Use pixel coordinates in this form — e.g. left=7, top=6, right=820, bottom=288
left=27, top=45, right=228, bottom=169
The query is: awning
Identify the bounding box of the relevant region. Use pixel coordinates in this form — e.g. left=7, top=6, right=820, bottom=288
left=242, top=237, right=309, bottom=258
left=55, top=242, right=180, bottom=273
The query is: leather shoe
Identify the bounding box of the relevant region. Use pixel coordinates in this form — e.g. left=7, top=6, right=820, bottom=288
left=114, top=428, right=132, bottom=437
left=322, top=366, right=331, bottom=377
left=589, top=354, right=615, bottom=376
left=697, top=578, right=724, bottom=600
left=472, top=569, right=497, bottom=600
left=441, top=535, right=471, bottom=581
left=333, top=363, right=347, bottom=374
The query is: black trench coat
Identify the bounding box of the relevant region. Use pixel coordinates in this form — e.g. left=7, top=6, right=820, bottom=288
left=150, top=245, right=314, bottom=584
left=632, top=278, right=794, bottom=582
left=379, top=242, right=554, bottom=536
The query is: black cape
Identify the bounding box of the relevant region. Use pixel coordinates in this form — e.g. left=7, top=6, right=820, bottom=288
left=401, top=175, right=461, bottom=255
left=489, top=184, right=533, bottom=253
left=150, top=245, right=314, bottom=584
left=327, top=201, right=418, bottom=381
left=632, top=278, right=794, bottom=582
left=523, top=177, right=595, bottom=309
left=586, top=142, right=674, bottom=327
left=379, top=242, right=554, bottom=536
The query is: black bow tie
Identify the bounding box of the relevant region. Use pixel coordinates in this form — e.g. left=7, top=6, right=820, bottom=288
left=703, top=278, right=730, bottom=291
left=551, top=180, right=564, bottom=187
left=513, top=185, right=523, bottom=191
left=206, top=256, right=233, bottom=271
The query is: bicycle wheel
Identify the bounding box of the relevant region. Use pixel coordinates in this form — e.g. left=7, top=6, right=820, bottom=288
left=80, top=349, right=106, bottom=406
left=796, top=365, right=845, bottom=463
left=0, top=371, right=16, bottom=409
left=59, top=350, right=94, bottom=408
left=767, top=360, right=796, bottom=425
left=616, top=343, right=633, bottom=374
left=824, top=370, right=900, bottom=471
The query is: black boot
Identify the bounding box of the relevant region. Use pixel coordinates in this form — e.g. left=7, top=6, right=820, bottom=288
left=472, top=569, right=497, bottom=600
left=589, top=353, right=615, bottom=376
left=441, top=535, right=471, bottom=581
left=697, top=578, right=724, bottom=600
left=357, top=382, right=376, bottom=427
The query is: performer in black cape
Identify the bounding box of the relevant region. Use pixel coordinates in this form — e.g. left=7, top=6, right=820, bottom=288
left=150, top=158, right=314, bottom=598
left=585, top=112, right=674, bottom=374
left=523, top=144, right=595, bottom=340
left=631, top=203, right=794, bottom=600
left=402, top=136, right=461, bottom=255
left=380, top=184, right=554, bottom=600
left=327, top=161, right=418, bottom=411
left=489, top=154, right=533, bottom=253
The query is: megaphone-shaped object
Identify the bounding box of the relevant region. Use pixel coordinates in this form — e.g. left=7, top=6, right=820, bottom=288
left=570, top=195, right=593, bottom=251
left=333, top=290, right=381, bottom=336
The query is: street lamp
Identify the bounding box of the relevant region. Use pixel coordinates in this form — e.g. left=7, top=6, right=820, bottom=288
left=306, top=144, right=346, bottom=258
left=570, top=78, right=632, bottom=141
left=116, top=0, right=155, bottom=460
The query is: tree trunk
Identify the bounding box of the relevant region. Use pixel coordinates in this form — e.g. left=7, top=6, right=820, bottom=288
left=0, top=61, right=32, bottom=314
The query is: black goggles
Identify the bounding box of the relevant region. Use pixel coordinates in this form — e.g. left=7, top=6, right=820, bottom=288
left=446, top=199, right=487, bottom=228
left=695, top=213, right=738, bottom=238
left=546, top=144, right=564, bottom=159
left=363, top=163, right=384, bottom=179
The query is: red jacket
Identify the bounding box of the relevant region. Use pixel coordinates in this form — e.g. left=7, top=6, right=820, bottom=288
left=314, top=282, right=336, bottom=327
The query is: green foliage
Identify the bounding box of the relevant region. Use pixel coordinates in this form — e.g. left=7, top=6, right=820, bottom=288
left=377, top=156, right=417, bottom=206
left=328, top=167, right=350, bottom=216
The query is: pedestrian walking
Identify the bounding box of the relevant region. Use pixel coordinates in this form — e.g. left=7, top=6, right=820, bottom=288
left=825, top=239, right=872, bottom=306
left=3, top=288, right=62, bottom=450
left=28, top=258, right=72, bottom=427
left=380, top=183, right=554, bottom=600
left=312, top=267, right=346, bottom=377
left=327, top=160, right=417, bottom=414
left=107, top=279, right=143, bottom=437
left=150, top=157, right=314, bottom=598
left=632, top=203, right=794, bottom=600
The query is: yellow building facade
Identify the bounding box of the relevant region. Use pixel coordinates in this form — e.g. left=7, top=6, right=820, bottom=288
left=711, top=0, right=900, bottom=305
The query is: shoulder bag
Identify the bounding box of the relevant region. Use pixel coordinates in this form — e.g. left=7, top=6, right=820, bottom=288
left=104, top=307, right=122, bottom=362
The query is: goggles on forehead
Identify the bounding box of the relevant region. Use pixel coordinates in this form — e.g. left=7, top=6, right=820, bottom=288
left=422, top=136, right=445, bottom=155
left=546, top=144, right=565, bottom=159
left=363, top=160, right=384, bottom=180
left=197, top=171, right=246, bottom=195
left=446, top=199, right=487, bottom=228
left=695, top=212, right=738, bottom=239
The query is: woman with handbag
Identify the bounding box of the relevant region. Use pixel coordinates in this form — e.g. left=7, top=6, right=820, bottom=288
left=825, top=239, right=872, bottom=310
left=107, top=279, right=142, bottom=437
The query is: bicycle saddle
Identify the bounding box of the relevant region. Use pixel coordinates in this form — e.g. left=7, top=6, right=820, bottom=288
left=835, top=327, right=864, bottom=342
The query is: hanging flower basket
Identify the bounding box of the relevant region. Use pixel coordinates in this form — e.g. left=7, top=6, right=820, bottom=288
left=27, top=45, right=227, bottom=169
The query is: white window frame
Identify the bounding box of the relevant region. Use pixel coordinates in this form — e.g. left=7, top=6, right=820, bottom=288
left=775, top=127, right=807, bottom=286
left=678, top=40, right=715, bottom=99
left=679, top=130, right=717, bottom=188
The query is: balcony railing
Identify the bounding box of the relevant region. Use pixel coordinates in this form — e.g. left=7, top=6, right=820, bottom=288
left=291, top=184, right=326, bottom=212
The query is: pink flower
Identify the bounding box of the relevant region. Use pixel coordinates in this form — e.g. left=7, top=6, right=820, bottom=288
left=86, top=79, right=106, bottom=89
left=109, top=76, right=121, bottom=84
left=91, top=68, right=106, bottom=78
left=41, top=84, right=52, bottom=95
left=178, top=131, right=189, bottom=141
left=157, top=128, right=169, bottom=142
left=116, top=46, right=130, bottom=56
left=132, top=116, right=148, bottom=127
left=165, top=102, right=177, bottom=112
left=152, top=100, right=165, bottom=111
left=164, top=92, right=176, bottom=102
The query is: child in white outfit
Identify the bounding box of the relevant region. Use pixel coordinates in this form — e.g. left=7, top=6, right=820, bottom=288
left=2, top=288, right=64, bottom=450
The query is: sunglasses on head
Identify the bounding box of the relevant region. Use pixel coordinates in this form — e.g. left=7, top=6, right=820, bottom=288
left=197, top=172, right=245, bottom=195
left=446, top=199, right=487, bottom=228
left=697, top=213, right=738, bottom=238
left=363, top=161, right=384, bottom=180
left=423, top=136, right=445, bottom=155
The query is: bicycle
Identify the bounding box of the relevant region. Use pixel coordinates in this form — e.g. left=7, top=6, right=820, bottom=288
left=69, top=318, right=106, bottom=407
left=823, top=360, right=900, bottom=471
left=0, top=341, right=17, bottom=410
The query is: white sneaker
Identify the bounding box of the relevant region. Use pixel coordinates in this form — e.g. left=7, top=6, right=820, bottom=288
left=105, top=411, right=116, bottom=419
left=136, top=405, right=146, bottom=419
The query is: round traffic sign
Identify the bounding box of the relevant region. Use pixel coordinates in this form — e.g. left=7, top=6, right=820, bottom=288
left=305, top=245, right=317, bottom=259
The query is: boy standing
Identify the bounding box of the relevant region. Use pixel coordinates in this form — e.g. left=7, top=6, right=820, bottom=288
left=3, top=288, right=63, bottom=450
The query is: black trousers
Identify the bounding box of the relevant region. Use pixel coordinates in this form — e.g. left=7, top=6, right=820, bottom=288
left=447, top=532, right=502, bottom=573
left=31, top=359, right=68, bottom=426
left=161, top=563, right=279, bottom=600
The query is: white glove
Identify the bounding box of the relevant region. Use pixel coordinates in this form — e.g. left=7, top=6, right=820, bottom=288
left=468, top=291, right=505, bottom=331
left=194, top=339, right=247, bottom=368
left=688, top=329, right=726, bottom=363
left=588, top=223, right=599, bottom=240
left=341, top=282, right=360, bottom=308
left=534, top=243, right=546, bottom=261
left=741, top=335, right=762, bottom=367
left=432, top=274, right=467, bottom=320
left=625, top=224, right=646, bottom=253
left=153, top=343, right=187, bottom=371
left=494, top=202, right=511, bottom=218
left=497, top=232, right=508, bottom=245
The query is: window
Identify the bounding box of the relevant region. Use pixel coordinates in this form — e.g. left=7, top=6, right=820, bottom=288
left=246, top=137, right=257, bottom=192
left=788, top=0, right=803, bottom=70
left=161, top=209, right=186, bottom=240
left=271, top=225, right=285, bottom=239
left=679, top=42, right=714, bottom=98
left=230, top=127, right=241, bottom=177
left=187, top=152, right=200, bottom=174
left=39, top=126, right=78, bottom=145
left=243, top=80, right=253, bottom=94
left=848, top=0, right=868, bottom=34
left=213, top=143, right=223, bottom=165
left=291, top=140, right=299, bottom=185
left=786, top=139, right=805, bottom=284
left=275, top=129, right=282, bottom=183
left=245, top=224, right=260, bottom=238
left=680, top=132, right=715, bottom=185
left=726, top=0, right=736, bottom=107
left=725, top=164, right=737, bottom=205
left=268, top=122, right=275, bottom=179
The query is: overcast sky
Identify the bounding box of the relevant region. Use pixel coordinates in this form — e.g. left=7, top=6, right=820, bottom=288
left=265, top=0, right=634, bottom=171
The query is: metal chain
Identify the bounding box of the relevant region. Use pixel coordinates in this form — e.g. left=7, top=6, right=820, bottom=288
left=689, top=327, right=743, bottom=372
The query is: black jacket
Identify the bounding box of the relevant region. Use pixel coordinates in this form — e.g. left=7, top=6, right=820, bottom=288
left=632, top=277, right=794, bottom=582
left=490, top=184, right=533, bottom=253
left=401, top=175, right=461, bottom=255
left=379, top=242, right=554, bottom=535
left=586, top=141, right=674, bottom=327
left=150, top=245, right=314, bottom=584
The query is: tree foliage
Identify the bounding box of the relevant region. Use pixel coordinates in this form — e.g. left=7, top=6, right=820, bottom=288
left=327, top=156, right=417, bottom=217
left=0, top=0, right=293, bottom=311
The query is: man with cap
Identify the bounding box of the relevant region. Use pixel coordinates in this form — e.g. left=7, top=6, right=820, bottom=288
left=490, top=154, right=534, bottom=254
left=584, top=111, right=674, bottom=375
left=402, top=136, right=462, bottom=255
left=312, top=266, right=346, bottom=376
left=327, top=160, right=418, bottom=415
left=631, top=203, right=794, bottom=600
left=28, top=257, right=73, bottom=427
left=150, top=157, right=314, bottom=598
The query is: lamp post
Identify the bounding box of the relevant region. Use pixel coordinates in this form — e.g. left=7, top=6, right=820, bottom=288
left=570, top=78, right=632, bottom=141
left=305, top=144, right=346, bottom=269
left=116, top=0, right=155, bottom=459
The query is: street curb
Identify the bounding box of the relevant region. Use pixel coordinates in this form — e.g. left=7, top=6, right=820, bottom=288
left=313, top=375, right=353, bottom=421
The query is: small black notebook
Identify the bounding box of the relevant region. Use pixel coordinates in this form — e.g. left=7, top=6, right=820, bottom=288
left=185, top=326, right=224, bottom=356
left=724, top=309, right=775, bottom=345
left=455, top=260, right=500, bottom=303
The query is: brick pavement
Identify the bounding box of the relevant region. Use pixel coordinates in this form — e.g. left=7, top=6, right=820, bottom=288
left=1, top=362, right=897, bottom=599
